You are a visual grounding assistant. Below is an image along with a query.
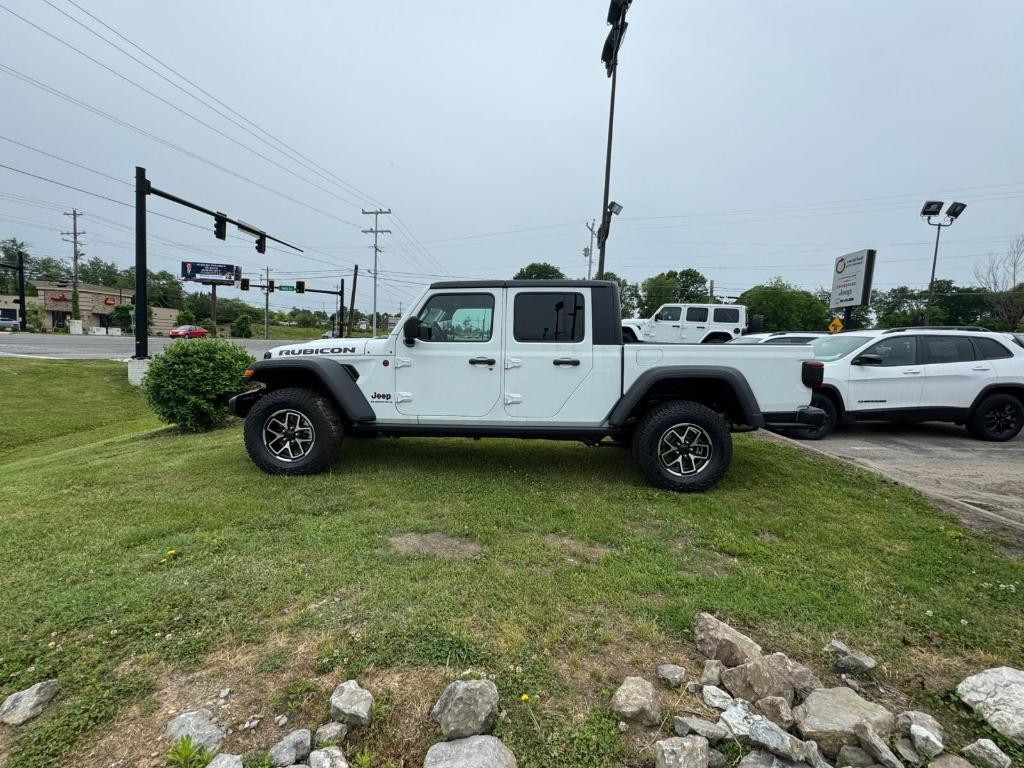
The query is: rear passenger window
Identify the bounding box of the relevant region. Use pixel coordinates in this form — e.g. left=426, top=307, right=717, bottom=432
left=686, top=307, right=708, bottom=322
left=972, top=337, right=1013, bottom=360
left=714, top=308, right=740, bottom=323
left=922, top=336, right=975, bottom=364
left=514, top=292, right=585, bottom=342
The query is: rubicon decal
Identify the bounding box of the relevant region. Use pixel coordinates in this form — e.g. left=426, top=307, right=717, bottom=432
left=278, top=347, right=357, bottom=356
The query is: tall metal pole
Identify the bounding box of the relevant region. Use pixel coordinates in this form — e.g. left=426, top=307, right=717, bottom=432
left=924, top=220, right=945, bottom=327
left=210, top=282, right=218, bottom=336
left=133, top=166, right=149, bottom=359
left=347, top=265, right=358, bottom=337
left=16, top=248, right=26, bottom=331
left=362, top=209, right=391, bottom=337
left=596, top=58, right=619, bottom=280
left=264, top=266, right=270, bottom=340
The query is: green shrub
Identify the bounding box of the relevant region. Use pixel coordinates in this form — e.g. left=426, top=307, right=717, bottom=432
left=231, top=314, right=254, bottom=338
left=108, top=304, right=134, bottom=334
left=176, top=309, right=196, bottom=325
left=164, top=736, right=214, bottom=768
left=144, top=338, right=254, bottom=432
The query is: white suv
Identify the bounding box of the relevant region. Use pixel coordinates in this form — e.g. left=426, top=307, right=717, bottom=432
left=791, top=327, right=1024, bottom=441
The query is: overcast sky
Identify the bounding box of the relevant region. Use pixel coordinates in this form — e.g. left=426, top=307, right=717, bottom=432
left=2, top=0, right=1023, bottom=317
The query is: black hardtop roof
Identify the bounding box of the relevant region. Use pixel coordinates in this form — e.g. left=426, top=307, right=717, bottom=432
left=428, top=279, right=616, bottom=289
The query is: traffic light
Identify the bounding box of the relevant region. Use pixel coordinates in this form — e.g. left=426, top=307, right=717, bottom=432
left=240, top=277, right=250, bottom=291
left=267, top=279, right=275, bottom=293
left=256, top=234, right=267, bottom=254
left=214, top=213, right=227, bottom=240
left=295, top=280, right=305, bottom=294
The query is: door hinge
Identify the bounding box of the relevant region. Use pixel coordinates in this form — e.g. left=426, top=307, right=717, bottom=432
left=395, top=391, right=413, bottom=403
left=504, top=393, right=522, bottom=405
left=395, top=357, right=412, bottom=368
left=505, top=358, right=522, bottom=369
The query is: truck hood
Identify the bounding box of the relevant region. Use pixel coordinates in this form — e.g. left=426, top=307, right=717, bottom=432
left=263, top=337, right=371, bottom=359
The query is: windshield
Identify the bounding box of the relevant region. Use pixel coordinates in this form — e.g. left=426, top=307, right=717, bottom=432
left=810, top=335, right=872, bottom=361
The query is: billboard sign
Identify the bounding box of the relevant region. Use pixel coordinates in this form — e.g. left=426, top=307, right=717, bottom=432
left=181, top=262, right=241, bottom=285
left=829, top=249, right=876, bottom=309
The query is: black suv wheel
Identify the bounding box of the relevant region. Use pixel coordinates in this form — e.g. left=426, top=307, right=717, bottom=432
left=243, top=387, right=343, bottom=475
left=967, top=393, right=1024, bottom=442
left=631, top=400, right=732, bottom=492
left=788, top=392, right=837, bottom=441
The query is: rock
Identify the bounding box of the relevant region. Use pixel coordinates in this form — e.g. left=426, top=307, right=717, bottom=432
left=655, top=736, right=710, bottom=768
left=208, top=756, right=244, bottom=768
left=836, top=745, right=876, bottom=768
left=720, top=700, right=763, bottom=743
left=315, top=721, right=349, bottom=745
left=722, top=653, right=804, bottom=705
left=694, top=612, right=763, bottom=667
left=961, top=739, right=1011, bottom=768
left=686, top=682, right=702, bottom=695
left=910, top=723, right=943, bottom=758
left=269, top=728, right=312, bottom=767
left=854, top=722, right=903, bottom=768
left=219, top=688, right=231, bottom=700
left=842, top=676, right=861, bottom=693
left=659, top=663, right=689, bottom=688
left=794, top=687, right=894, bottom=757
left=703, top=685, right=735, bottom=711
left=927, top=757, right=972, bottom=768
left=824, top=639, right=852, bottom=657
left=748, top=718, right=812, bottom=763
left=756, top=697, right=796, bottom=730
left=430, top=679, right=499, bottom=739
left=0, top=679, right=60, bottom=726
left=737, top=750, right=804, bottom=768
left=423, top=735, right=517, bottom=768
left=674, top=715, right=730, bottom=744
left=835, top=651, right=877, bottom=676
left=240, top=714, right=262, bottom=731
left=787, top=660, right=824, bottom=700
left=893, top=737, right=920, bottom=764
left=956, top=666, right=1024, bottom=743
left=309, top=746, right=350, bottom=768
left=330, top=680, right=373, bottom=727
left=164, top=709, right=225, bottom=750
left=701, top=660, right=725, bottom=686
left=611, top=677, right=661, bottom=726
left=275, top=714, right=289, bottom=727
left=895, top=711, right=946, bottom=744
left=708, top=749, right=727, bottom=768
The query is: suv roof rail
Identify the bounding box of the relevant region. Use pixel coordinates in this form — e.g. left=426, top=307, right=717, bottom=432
left=882, top=325, right=991, bottom=334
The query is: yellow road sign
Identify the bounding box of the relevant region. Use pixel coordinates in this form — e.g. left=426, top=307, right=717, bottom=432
left=829, top=316, right=844, bottom=334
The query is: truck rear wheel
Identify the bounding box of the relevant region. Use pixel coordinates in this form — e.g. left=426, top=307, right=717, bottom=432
left=631, top=400, right=732, bottom=492
left=243, top=387, right=343, bottom=475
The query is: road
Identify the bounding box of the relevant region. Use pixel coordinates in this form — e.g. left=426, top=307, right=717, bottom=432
left=768, top=422, right=1024, bottom=546
left=0, top=332, right=291, bottom=360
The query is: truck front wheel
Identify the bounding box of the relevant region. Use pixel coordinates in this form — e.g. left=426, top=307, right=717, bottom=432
left=632, top=400, right=732, bottom=492
left=243, top=387, right=343, bottom=475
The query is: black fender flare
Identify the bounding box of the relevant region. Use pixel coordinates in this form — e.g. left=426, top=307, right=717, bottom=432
left=606, top=366, right=764, bottom=428
left=968, top=383, right=1024, bottom=413
left=237, top=358, right=376, bottom=423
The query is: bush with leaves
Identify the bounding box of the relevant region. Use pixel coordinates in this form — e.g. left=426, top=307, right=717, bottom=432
left=176, top=309, right=197, bottom=325
left=164, top=736, right=213, bottom=768
left=144, top=337, right=254, bottom=432
left=231, top=314, right=254, bottom=338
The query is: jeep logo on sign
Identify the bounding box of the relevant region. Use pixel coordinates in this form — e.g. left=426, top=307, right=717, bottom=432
left=279, top=347, right=357, bottom=356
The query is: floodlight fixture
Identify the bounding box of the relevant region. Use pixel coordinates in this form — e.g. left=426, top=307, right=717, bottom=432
left=946, top=201, right=967, bottom=220
left=920, top=200, right=944, bottom=217
left=608, top=201, right=624, bottom=215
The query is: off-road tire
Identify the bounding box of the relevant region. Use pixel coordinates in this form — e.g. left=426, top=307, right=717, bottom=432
left=631, top=400, right=732, bottom=492
left=966, top=393, right=1024, bottom=442
left=788, top=392, right=837, bottom=441
left=243, top=387, right=343, bottom=475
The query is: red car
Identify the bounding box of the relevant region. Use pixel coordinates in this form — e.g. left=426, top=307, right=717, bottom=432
left=169, top=325, right=209, bottom=339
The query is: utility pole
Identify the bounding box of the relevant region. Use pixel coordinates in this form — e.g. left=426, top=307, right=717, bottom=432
left=708, top=279, right=714, bottom=303
left=585, top=219, right=597, bottom=279
left=62, top=208, right=84, bottom=321
left=361, top=208, right=391, bottom=337
left=210, top=283, right=218, bottom=336
left=347, top=265, right=359, bottom=337
left=264, top=266, right=270, bottom=340
left=16, top=248, right=26, bottom=331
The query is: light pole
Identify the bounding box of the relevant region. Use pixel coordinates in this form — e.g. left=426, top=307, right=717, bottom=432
left=596, top=0, right=632, bottom=279
left=920, top=200, right=967, bottom=325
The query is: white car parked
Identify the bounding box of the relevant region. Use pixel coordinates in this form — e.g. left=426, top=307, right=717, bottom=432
left=622, top=303, right=748, bottom=344
left=790, top=327, right=1024, bottom=441
left=728, top=332, right=828, bottom=345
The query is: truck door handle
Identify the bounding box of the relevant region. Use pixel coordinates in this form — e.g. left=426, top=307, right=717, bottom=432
left=468, top=357, right=496, bottom=366
left=553, top=358, right=580, bottom=366
left=972, top=366, right=991, bottom=371
left=671, top=325, right=680, bottom=328
left=902, top=370, right=922, bottom=375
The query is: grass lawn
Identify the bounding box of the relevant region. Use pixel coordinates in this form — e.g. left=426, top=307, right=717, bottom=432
left=1, top=359, right=1021, bottom=767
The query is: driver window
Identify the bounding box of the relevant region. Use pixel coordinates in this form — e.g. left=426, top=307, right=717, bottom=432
left=655, top=306, right=681, bottom=322
left=863, top=336, right=918, bottom=366
left=416, top=293, right=494, bottom=342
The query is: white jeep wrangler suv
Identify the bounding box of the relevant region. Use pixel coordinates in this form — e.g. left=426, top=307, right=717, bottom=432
left=790, top=327, right=1024, bottom=441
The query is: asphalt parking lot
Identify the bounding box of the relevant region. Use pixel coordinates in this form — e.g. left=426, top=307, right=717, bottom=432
left=0, top=332, right=288, bottom=360
left=770, top=421, right=1023, bottom=544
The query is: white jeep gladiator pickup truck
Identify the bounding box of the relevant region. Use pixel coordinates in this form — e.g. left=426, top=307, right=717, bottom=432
left=622, top=303, right=751, bottom=344
left=230, top=280, right=824, bottom=492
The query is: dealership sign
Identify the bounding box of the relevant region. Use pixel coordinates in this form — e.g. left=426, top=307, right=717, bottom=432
left=829, top=249, right=876, bottom=309
left=181, top=262, right=241, bottom=285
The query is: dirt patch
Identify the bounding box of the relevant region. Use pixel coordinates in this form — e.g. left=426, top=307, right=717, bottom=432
left=544, top=534, right=611, bottom=564
left=389, top=533, right=483, bottom=559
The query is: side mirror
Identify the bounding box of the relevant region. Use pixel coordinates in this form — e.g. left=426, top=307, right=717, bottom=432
left=852, top=353, right=882, bottom=366
left=403, top=316, right=421, bottom=347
